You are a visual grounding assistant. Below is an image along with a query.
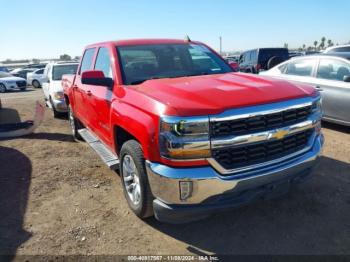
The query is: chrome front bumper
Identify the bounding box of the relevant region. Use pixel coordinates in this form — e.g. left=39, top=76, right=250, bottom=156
left=52, top=98, right=68, bottom=112
left=147, top=133, right=324, bottom=206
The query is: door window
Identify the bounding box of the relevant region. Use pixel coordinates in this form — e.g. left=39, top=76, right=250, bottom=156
left=94, top=47, right=113, bottom=78
left=284, top=59, right=317, bottom=77
left=317, top=58, right=350, bottom=81
left=79, top=48, right=95, bottom=75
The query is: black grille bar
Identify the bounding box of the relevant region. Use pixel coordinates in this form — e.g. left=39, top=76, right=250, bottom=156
left=212, top=129, right=313, bottom=171
left=16, top=81, right=27, bottom=87
left=211, top=105, right=313, bottom=138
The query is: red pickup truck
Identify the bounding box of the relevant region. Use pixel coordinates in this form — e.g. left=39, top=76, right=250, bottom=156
left=63, top=39, right=324, bottom=223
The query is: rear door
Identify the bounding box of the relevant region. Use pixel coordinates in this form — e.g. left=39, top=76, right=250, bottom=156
left=311, top=58, right=350, bottom=123
left=74, top=48, right=96, bottom=127
left=35, top=69, right=45, bottom=83
left=89, top=46, right=114, bottom=145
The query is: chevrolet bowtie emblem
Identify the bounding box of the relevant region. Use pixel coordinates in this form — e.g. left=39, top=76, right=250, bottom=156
left=272, top=129, right=289, bottom=140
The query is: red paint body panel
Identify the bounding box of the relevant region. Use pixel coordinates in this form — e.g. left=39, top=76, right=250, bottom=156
left=63, top=39, right=317, bottom=167
left=131, top=72, right=315, bottom=116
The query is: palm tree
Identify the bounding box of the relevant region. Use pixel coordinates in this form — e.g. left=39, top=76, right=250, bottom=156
left=302, top=44, right=306, bottom=50
left=327, top=39, right=333, bottom=47
left=319, top=37, right=326, bottom=50
left=314, top=41, right=318, bottom=51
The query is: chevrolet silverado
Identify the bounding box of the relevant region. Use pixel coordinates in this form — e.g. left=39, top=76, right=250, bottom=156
left=63, top=39, right=323, bottom=223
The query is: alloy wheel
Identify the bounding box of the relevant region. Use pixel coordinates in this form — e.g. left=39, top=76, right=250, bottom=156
left=122, top=155, right=141, bottom=206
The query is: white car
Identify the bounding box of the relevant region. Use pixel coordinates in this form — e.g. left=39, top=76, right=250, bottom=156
left=0, top=72, right=27, bottom=93
left=324, top=44, right=350, bottom=54
left=42, top=62, right=79, bottom=117
left=260, top=54, right=350, bottom=126
left=27, top=68, right=45, bottom=88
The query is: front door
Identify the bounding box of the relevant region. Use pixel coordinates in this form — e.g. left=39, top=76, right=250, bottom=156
left=311, top=58, right=350, bottom=123
left=89, top=47, right=115, bottom=146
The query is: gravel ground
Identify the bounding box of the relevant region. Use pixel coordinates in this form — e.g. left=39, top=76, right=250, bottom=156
left=0, top=88, right=349, bottom=258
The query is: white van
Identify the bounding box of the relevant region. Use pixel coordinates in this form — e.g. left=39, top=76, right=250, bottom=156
left=42, top=62, right=78, bottom=117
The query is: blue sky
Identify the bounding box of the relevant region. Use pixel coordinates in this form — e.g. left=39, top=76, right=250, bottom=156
left=1, top=0, right=349, bottom=60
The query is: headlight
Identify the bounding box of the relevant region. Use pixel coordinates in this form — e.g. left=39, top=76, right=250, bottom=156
left=312, top=97, right=322, bottom=114
left=159, top=116, right=210, bottom=160
left=53, top=92, right=64, bottom=100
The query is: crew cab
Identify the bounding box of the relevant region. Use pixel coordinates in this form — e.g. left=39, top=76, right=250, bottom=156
left=63, top=39, right=323, bottom=223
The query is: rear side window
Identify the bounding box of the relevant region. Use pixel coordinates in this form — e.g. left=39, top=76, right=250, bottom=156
left=94, top=47, right=113, bottom=78
left=284, top=59, right=317, bottom=77
left=79, top=48, right=95, bottom=75
left=36, top=69, right=44, bottom=74
left=251, top=50, right=257, bottom=62
left=317, top=58, right=350, bottom=81
left=259, top=49, right=289, bottom=63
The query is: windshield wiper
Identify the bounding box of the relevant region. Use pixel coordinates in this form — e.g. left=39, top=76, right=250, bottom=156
left=129, top=72, right=211, bottom=85
left=129, top=76, right=164, bottom=85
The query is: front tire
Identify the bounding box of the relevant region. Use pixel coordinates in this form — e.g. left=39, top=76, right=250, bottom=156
left=120, top=140, right=153, bottom=219
left=32, top=80, right=41, bottom=88
left=0, top=84, right=6, bottom=93
left=50, top=97, right=61, bottom=118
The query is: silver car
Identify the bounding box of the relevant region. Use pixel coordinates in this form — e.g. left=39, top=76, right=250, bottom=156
left=260, top=54, right=350, bottom=126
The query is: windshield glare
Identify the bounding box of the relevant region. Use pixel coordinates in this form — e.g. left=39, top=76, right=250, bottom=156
left=52, top=64, right=78, bottom=81
left=117, top=44, right=232, bottom=85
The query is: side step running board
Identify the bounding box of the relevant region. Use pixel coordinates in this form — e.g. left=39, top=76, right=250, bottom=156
left=78, top=128, right=119, bottom=170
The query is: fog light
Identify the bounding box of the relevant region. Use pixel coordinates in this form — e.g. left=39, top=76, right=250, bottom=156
left=179, top=181, right=193, bottom=201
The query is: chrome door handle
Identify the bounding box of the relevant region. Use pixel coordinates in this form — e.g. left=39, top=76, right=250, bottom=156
left=315, top=86, right=324, bottom=92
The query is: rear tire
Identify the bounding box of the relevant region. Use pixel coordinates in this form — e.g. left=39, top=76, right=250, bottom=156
left=68, top=104, right=83, bottom=141
left=32, top=80, right=41, bottom=88
left=120, top=140, right=154, bottom=219
left=267, top=56, right=284, bottom=69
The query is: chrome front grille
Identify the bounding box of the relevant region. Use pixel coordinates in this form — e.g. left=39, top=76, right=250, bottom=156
left=212, top=129, right=313, bottom=170
left=16, top=81, right=26, bottom=87
left=208, top=97, right=321, bottom=175
left=211, top=105, right=313, bottom=138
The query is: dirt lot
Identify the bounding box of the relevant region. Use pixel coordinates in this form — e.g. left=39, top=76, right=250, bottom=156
left=0, top=88, right=350, bottom=257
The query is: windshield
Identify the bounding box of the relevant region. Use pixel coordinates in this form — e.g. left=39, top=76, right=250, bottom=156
left=117, top=43, right=232, bottom=85
left=52, top=64, right=78, bottom=81
left=0, top=72, right=12, bottom=78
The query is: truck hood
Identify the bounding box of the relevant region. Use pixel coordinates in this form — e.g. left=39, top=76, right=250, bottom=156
left=132, top=73, right=316, bottom=116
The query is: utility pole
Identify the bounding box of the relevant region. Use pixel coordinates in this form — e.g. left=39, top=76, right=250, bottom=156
left=219, top=36, right=222, bottom=55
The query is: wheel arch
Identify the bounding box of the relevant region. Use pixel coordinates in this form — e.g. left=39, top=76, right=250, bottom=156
left=111, top=103, right=158, bottom=161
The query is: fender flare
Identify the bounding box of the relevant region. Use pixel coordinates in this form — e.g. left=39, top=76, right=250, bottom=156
left=110, top=102, right=158, bottom=160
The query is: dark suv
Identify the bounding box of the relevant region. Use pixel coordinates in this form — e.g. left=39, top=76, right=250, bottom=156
left=239, top=48, right=289, bottom=74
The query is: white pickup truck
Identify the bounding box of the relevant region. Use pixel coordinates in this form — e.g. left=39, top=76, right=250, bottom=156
left=42, top=62, right=78, bottom=117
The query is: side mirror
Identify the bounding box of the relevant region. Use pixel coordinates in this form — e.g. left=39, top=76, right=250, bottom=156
left=343, top=75, right=350, bottom=83
left=81, top=70, right=113, bottom=89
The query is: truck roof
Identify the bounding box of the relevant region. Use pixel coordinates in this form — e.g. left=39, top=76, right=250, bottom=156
left=86, top=38, right=203, bottom=48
